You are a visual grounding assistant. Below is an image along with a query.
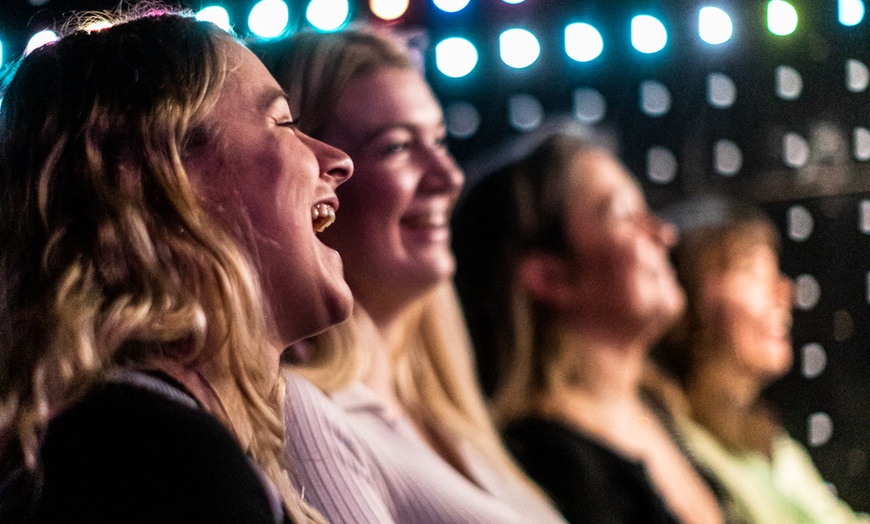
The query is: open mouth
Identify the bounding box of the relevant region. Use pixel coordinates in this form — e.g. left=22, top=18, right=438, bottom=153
left=312, top=203, right=336, bottom=233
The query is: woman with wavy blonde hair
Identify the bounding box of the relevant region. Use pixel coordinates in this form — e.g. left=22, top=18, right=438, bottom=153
left=0, top=9, right=352, bottom=523
left=254, top=29, right=565, bottom=523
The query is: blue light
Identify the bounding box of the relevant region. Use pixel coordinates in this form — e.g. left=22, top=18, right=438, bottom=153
left=433, top=0, right=471, bottom=14
left=565, top=22, right=603, bottom=62
left=499, top=28, right=540, bottom=69
left=435, top=37, right=478, bottom=78
left=249, top=0, right=290, bottom=38
left=196, top=6, right=232, bottom=32
left=839, top=0, right=865, bottom=26
left=307, top=0, right=350, bottom=32
left=699, top=6, right=733, bottom=45
left=631, top=15, right=667, bottom=54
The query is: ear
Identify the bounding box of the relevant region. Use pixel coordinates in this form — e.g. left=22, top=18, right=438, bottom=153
left=516, top=252, right=578, bottom=309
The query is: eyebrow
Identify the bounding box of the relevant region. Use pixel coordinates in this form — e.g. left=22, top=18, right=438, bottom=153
left=259, top=87, right=292, bottom=113
left=358, top=120, right=447, bottom=147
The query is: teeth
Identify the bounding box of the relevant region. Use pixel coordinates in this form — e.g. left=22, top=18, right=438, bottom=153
left=311, top=203, right=336, bottom=233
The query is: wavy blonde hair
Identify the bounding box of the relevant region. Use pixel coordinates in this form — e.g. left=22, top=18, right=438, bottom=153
left=255, top=27, right=535, bottom=485
left=0, top=10, right=322, bottom=522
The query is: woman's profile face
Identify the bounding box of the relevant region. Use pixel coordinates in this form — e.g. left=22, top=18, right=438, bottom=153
left=701, top=243, right=793, bottom=381
left=317, top=66, right=464, bottom=314
left=185, top=42, right=354, bottom=345
left=561, top=150, right=684, bottom=334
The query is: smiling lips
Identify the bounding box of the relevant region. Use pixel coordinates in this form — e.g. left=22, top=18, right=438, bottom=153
left=312, top=203, right=336, bottom=233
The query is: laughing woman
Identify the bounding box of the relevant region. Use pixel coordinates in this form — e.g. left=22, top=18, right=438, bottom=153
left=0, top=10, right=352, bottom=523
left=255, top=29, right=566, bottom=523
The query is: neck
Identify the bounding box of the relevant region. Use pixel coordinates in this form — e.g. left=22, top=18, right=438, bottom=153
left=358, top=304, right=409, bottom=418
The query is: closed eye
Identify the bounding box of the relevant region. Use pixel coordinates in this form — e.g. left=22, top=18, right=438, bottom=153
left=278, top=120, right=298, bottom=129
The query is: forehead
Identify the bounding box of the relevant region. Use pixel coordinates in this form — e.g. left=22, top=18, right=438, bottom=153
left=330, top=67, right=443, bottom=139
left=213, top=41, right=286, bottom=116
left=568, top=150, right=641, bottom=206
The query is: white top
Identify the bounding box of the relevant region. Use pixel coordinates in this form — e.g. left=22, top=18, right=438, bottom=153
left=283, top=371, right=566, bottom=524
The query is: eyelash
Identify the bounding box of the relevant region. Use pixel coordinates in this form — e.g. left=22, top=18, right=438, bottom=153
left=278, top=120, right=298, bottom=129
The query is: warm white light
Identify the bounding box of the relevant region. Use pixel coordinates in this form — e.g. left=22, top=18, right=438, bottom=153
left=370, top=0, right=409, bottom=20
left=249, top=0, right=290, bottom=38
left=24, top=30, right=58, bottom=55
left=499, top=28, right=540, bottom=69
left=768, top=1, right=798, bottom=36
left=196, top=6, right=232, bottom=32
left=306, top=0, right=350, bottom=31
left=839, top=0, right=865, bottom=26
left=631, top=15, right=667, bottom=54
left=699, top=6, right=733, bottom=44
left=435, top=37, right=478, bottom=78
left=565, top=23, right=603, bottom=62
left=433, top=0, right=471, bottom=13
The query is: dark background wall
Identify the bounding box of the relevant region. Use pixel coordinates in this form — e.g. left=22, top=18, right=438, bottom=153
left=3, top=0, right=869, bottom=511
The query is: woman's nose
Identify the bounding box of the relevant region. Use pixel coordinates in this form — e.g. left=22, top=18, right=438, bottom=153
left=420, top=149, right=464, bottom=195
left=313, top=137, right=353, bottom=187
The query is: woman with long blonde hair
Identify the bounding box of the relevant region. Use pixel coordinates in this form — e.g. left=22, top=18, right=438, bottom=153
left=0, top=9, right=352, bottom=523
left=255, top=29, right=565, bottom=523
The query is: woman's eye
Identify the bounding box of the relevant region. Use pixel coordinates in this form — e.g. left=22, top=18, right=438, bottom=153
left=278, top=119, right=298, bottom=129
left=385, top=141, right=411, bottom=155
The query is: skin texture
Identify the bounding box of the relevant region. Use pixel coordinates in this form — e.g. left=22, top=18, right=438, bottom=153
left=555, top=149, right=684, bottom=342
left=184, top=43, right=354, bottom=348
left=315, top=67, right=464, bottom=325
left=700, top=242, right=794, bottom=385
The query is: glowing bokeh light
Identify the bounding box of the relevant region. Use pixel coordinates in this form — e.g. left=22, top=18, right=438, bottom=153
left=0, top=41, right=3, bottom=68
left=699, top=6, right=733, bottom=44
left=196, top=6, right=232, bottom=32
left=433, top=0, right=471, bottom=13
left=249, top=0, right=290, bottom=38
left=502, top=0, right=525, bottom=3
left=370, top=0, right=409, bottom=20
left=306, top=0, right=350, bottom=31
left=499, top=28, right=540, bottom=69
left=768, top=1, right=798, bottom=36
left=631, top=15, right=667, bottom=54
left=839, top=0, right=865, bottom=26
left=435, top=37, right=478, bottom=78
left=24, top=30, right=58, bottom=56
left=565, top=23, right=603, bottom=62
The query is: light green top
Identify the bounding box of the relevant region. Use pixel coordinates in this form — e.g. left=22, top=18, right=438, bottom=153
left=678, top=417, right=869, bottom=524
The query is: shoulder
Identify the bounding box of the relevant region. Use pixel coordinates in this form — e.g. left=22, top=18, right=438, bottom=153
left=35, top=380, right=279, bottom=524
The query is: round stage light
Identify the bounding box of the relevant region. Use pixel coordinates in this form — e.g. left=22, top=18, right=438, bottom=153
left=370, top=0, right=409, bottom=20
left=631, top=15, right=667, bottom=54
left=768, top=1, right=798, bottom=36
left=499, top=28, right=540, bottom=69
left=435, top=37, right=478, bottom=78
left=24, top=29, right=58, bottom=55
left=307, top=0, right=350, bottom=32
left=565, top=23, right=603, bottom=62
left=699, top=6, right=733, bottom=44
left=249, top=0, right=290, bottom=38
left=196, top=6, right=232, bottom=32
left=433, top=0, right=471, bottom=14
left=839, top=0, right=865, bottom=26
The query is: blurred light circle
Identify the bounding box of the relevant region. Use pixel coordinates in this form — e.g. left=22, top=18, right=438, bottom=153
left=196, top=6, right=232, bottom=32
left=433, top=0, right=471, bottom=13
left=307, top=0, right=350, bottom=31
left=631, top=15, right=667, bottom=54
left=499, top=28, right=540, bottom=69
left=249, top=0, right=290, bottom=38
left=699, top=6, right=733, bottom=45
left=24, top=30, right=58, bottom=55
left=370, top=0, right=409, bottom=20
left=565, top=23, right=603, bottom=62
left=435, top=37, right=478, bottom=78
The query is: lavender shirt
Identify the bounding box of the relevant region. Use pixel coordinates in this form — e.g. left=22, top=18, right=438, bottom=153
left=283, top=371, right=566, bottom=524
